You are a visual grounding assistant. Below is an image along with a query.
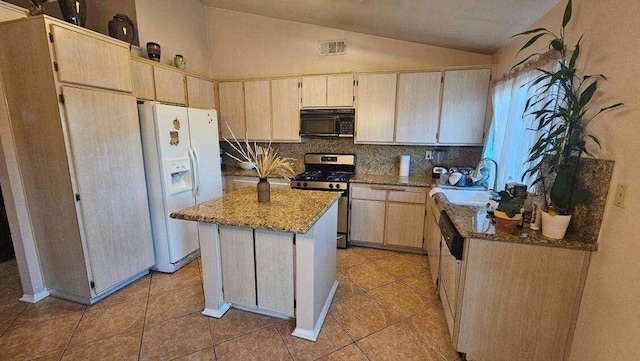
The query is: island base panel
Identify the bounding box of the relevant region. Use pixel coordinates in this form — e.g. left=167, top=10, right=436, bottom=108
left=198, top=223, right=228, bottom=316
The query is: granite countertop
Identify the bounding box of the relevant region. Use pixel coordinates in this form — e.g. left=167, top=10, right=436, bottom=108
left=170, top=187, right=341, bottom=234
left=433, top=193, right=598, bottom=251
left=350, top=173, right=436, bottom=187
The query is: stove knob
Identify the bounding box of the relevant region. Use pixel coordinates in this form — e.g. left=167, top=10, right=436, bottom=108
left=329, top=184, right=334, bottom=189
left=336, top=184, right=341, bottom=189
left=303, top=182, right=308, bottom=187
left=296, top=182, right=301, bottom=187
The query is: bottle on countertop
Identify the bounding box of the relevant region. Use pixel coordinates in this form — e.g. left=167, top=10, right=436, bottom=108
left=530, top=192, right=543, bottom=231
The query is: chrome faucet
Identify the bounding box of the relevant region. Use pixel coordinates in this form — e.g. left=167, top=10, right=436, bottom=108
left=472, top=158, right=498, bottom=192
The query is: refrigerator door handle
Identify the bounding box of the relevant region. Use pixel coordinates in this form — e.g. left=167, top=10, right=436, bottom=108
left=187, top=146, right=198, bottom=198
left=192, top=145, right=201, bottom=197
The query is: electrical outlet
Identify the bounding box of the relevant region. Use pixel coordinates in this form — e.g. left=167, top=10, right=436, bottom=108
left=613, top=183, right=629, bottom=208
left=425, top=151, right=433, bottom=160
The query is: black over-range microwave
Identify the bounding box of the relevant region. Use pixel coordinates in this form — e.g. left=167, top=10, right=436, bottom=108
left=300, top=109, right=355, bottom=138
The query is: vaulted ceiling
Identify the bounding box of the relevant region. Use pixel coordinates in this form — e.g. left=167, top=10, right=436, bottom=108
left=199, top=0, right=559, bottom=54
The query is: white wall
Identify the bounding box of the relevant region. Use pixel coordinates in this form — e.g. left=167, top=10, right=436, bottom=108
left=492, top=0, right=640, bottom=359
left=207, top=8, right=491, bottom=80
left=135, top=0, right=211, bottom=77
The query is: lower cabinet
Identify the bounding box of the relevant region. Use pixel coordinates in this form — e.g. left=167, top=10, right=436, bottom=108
left=349, top=184, right=427, bottom=250
left=426, top=196, right=442, bottom=286
left=218, top=226, right=295, bottom=316
left=223, top=175, right=290, bottom=193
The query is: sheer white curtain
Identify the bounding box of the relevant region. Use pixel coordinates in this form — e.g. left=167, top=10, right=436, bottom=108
left=483, top=63, right=558, bottom=191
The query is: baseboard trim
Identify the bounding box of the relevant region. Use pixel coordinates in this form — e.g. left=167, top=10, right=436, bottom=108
left=202, top=301, right=232, bottom=318
left=292, top=280, right=338, bottom=341
left=20, top=289, right=50, bottom=303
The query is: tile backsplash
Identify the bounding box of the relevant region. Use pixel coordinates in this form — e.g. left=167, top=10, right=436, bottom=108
left=221, top=138, right=483, bottom=176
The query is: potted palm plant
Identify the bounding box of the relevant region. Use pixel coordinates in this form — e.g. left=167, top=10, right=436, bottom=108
left=494, top=191, right=524, bottom=234
left=515, top=0, right=622, bottom=239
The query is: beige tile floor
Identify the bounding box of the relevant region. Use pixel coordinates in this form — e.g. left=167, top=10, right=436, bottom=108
left=0, top=247, right=460, bottom=360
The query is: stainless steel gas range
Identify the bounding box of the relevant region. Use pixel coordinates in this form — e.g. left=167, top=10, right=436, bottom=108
left=290, top=153, right=356, bottom=248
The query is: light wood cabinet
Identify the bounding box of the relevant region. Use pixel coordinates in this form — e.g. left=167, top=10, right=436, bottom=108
left=218, top=82, right=245, bottom=140
left=355, top=73, right=397, bottom=143
left=50, top=24, right=132, bottom=93
left=219, top=227, right=256, bottom=308
left=395, top=72, right=442, bottom=144
left=349, top=184, right=427, bottom=250
left=186, top=75, right=216, bottom=109
left=301, top=74, right=354, bottom=108
left=153, top=66, right=186, bottom=105
left=350, top=199, right=385, bottom=244
left=224, top=176, right=290, bottom=194
left=439, top=68, right=491, bottom=144
left=271, top=78, right=301, bottom=142
left=244, top=80, right=271, bottom=141
left=0, top=17, right=154, bottom=303
left=426, top=196, right=441, bottom=286
left=131, top=58, right=155, bottom=100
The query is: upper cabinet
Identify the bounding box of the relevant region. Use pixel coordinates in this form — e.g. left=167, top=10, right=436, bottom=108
left=244, top=80, right=271, bottom=141
left=186, top=76, right=216, bottom=109
left=218, top=82, right=246, bottom=141
left=271, top=78, right=301, bottom=142
left=439, top=68, right=491, bottom=145
left=395, top=72, right=442, bottom=144
left=301, top=74, right=354, bottom=108
left=153, top=66, right=186, bottom=105
left=50, top=24, right=132, bottom=93
left=131, top=59, right=155, bottom=101
left=355, top=68, right=491, bottom=145
left=355, top=73, right=397, bottom=143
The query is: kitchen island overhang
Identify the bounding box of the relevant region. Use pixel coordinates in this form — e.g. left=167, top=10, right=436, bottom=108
left=171, top=187, right=341, bottom=341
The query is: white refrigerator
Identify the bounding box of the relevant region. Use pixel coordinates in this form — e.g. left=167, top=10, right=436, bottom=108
left=138, top=102, right=222, bottom=273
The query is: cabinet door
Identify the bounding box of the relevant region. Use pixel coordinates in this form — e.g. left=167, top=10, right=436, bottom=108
left=62, top=86, right=154, bottom=294
left=439, top=68, right=491, bottom=144
left=396, top=72, right=442, bottom=144
left=219, top=82, right=246, bottom=140
left=350, top=199, right=386, bottom=244
left=232, top=178, right=257, bottom=190
left=327, top=74, right=354, bottom=107
left=255, top=230, right=294, bottom=316
left=355, top=73, right=397, bottom=143
left=271, top=78, right=300, bottom=142
left=219, top=226, right=256, bottom=308
left=301, top=76, right=326, bottom=107
left=244, top=80, right=271, bottom=141
left=131, top=59, right=155, bottom=100
left=186, top=76, right=216, bottom=109
left=153, top=66, right=186, bottom=105
left=385, top=202, right=425, bottom=248
left=50, top=24, right=132, bottom=92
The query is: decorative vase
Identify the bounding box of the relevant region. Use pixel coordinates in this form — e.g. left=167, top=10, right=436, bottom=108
left=58, top=0, right=87, bottom=27
left=494, top=210, right=521, bottom=234
left=108, top=14, right=136, bottom=47
left=257, top=178, right=270, bottom=203
left=541, top=212, right=572, bottom=239
left=174, top=54, right=186, bottom=70
left=146, top=42, right=161, bottom=62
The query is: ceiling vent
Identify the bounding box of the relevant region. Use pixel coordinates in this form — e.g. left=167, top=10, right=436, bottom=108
left=319, top=40, right=347, bottom=56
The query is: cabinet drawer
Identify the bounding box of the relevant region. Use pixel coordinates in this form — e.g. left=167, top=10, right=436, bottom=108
left=50, top=24, right=132, bottom=92
left=351, top=185, right=387, bottom=201
left=388, top=190, right=426, bottom=204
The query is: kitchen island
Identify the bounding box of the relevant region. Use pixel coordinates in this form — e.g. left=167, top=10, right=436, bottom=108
left=171, top=187, right=341, bottom=341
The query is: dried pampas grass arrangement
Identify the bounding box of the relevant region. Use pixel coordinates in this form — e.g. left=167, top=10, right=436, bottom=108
left=223, top=124, right=296, bottom=180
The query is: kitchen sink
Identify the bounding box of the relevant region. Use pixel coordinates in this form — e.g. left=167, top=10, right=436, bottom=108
left=432, top=187, right=494, bottom=207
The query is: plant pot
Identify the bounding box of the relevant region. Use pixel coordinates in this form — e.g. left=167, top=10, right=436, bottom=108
left=257, top=178, right=270, bottom=203
left=541, top=211, right=572, bottom=239
left=494, top=210, right=522, bottom=234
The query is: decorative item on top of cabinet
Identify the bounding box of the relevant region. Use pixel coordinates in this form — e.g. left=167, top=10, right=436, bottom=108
left=174, top=54, right=186, bottom=70
left=354, top=73, right=397, bottom=143
left=438, top=68, right=491, bottom=145
left=301, top=74, right=354, bottom=108
left=146, top=41, right=161, bottom=62
left=218, top=81, right=245, bottom=140
left=271, top=78, right=301, bottom=142
left=131, top=58, right=155, bottom=100
left=58, top=0, right=86, bottom=27
left=186, top=75, right=215, bottom=109
left=395, top=71, right=442, bottom=144
left=153, top=65, right=186, bottom=105
left=108, top=14, right=135, bottom=47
